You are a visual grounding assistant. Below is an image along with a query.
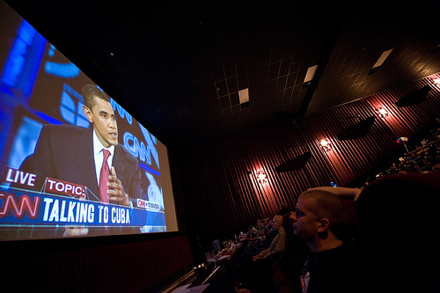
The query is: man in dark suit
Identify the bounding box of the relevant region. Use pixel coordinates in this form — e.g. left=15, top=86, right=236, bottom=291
left=20, top=84, right=144, bottom=236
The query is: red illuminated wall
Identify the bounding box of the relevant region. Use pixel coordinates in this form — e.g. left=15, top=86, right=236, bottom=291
left=177, top=74, right=440, bottom=238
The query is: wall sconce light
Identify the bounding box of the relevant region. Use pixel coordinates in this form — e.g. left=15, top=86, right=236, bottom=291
left=428, top=74, right=440, bottom=90
left=319, top=138, right=332, bottom=152
left=255, top=170, right=268, bottom=184
left=430, top=74, right=440, bottom=87
left=375, top=107, right=388, bottom=119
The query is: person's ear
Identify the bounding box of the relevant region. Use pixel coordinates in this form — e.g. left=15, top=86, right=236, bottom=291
left=317, top=218, right=330, bottom=233
left=83, top=105, right=93, bottom=123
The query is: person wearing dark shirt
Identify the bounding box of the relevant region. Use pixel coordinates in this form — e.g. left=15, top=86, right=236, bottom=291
left=356, top=172, right=440, bottom=293
left=290, top=189, right=360, bottom=293
left=277, top=202, right=292, bottom=215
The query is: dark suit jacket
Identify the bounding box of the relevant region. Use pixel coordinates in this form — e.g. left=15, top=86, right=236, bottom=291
left=20, top=124, right=144, bottom=204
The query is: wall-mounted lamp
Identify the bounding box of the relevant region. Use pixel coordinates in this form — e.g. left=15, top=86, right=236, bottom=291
left=319, top=139, right=332, bottom=152
left=431, top=76, right=440, bottom=91
left=375, top=107, right=388, bottom=119
left=429, top=73, right=440, bottom=87
left=255, top=170, right=268, bottom=184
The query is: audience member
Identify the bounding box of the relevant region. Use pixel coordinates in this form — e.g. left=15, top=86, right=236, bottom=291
left=245, top=225, right=258, bottom=239
left=253, top=215, right=287, bottom=262
left=289, top=189, right=361, bottom=293
left=265, top=217, right=279, bottom=246
left=261, top=217, right=272, bottom=244
left=386, top=162, right=401, bottom=175
left=274, top=213, right=311, bottom=292
left=277, top=203, right=292, bottom=215
left=355, top=172, right=440, bottom=293
left=420, top=157, right=433, bottom=171
left=255, top=219, right=268, bottom=240
left=244, top=219, right=267, bottom=255
left=235, top=215, right=288, bottom=293
left=367, top=116, right=440, bottom=183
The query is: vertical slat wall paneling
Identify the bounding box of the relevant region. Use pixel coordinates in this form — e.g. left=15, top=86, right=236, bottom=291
left=179, top=74, right=440, bottom=239
left=316, top=108, right=353, bottom=185
left=257, top=133, right=280, bottom=214
left=227, top=146, right=246, bottom=224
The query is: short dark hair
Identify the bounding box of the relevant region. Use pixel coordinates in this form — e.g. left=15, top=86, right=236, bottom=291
left=82, top=84, right=110, bottom=109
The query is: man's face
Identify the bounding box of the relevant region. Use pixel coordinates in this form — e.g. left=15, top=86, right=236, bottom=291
left=290, top=197, right=320, bottom=242
left=272, top=217, right=281, bottom=230
left=85, top=97, right=118, bottom=148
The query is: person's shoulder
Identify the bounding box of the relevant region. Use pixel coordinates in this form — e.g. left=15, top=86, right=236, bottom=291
left=115, top=144, right=138, bottom=164
left=42, top=124, right=89, bottom=135
left=41, top=124, right=91, bottom=139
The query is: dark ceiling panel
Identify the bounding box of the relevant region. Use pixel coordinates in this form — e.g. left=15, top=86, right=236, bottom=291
left=307, top=0, right=440, bottom=116
left=5, top=0, right=440, bottom=148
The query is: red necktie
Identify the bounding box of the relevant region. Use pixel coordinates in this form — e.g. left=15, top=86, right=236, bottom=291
left=99, top=149, right=110, bottom=203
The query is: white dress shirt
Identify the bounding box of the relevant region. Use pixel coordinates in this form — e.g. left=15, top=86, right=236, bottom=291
left=92, top=129, right=115, bottom=185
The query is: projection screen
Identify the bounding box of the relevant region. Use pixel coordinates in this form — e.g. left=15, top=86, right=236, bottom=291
left=0, top=1, right=178, bottom=240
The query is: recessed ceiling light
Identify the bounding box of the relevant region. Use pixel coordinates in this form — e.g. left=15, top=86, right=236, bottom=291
left=304, top=65, right=318, bottom=83
left=372, top=49, right=393, bottom=69
left=239, top=88, right=249, bottom=108
left=239, top=88, right=249, bottom=104
left=369, top=49, right=393, bottom=75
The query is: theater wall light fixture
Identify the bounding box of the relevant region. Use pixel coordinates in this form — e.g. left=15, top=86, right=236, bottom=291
left=427, top=74, right=440, bottom=90
left=319, top=138, right=332, bottom=152
left=375, top=107, right=388, bottom=119
left=255, top=170, right=268, bottom=184
left=432, top=77, right=440, bottom=89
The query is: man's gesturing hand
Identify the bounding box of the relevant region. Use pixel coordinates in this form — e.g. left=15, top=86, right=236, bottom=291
left=108, top=166, right=130, bottom=206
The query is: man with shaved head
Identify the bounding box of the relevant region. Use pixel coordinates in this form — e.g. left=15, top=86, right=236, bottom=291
left=290, top=189, right=360, bottom=293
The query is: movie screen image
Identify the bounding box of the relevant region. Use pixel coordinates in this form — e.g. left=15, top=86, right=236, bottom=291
left=0, top=2, right=178, bottom=240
